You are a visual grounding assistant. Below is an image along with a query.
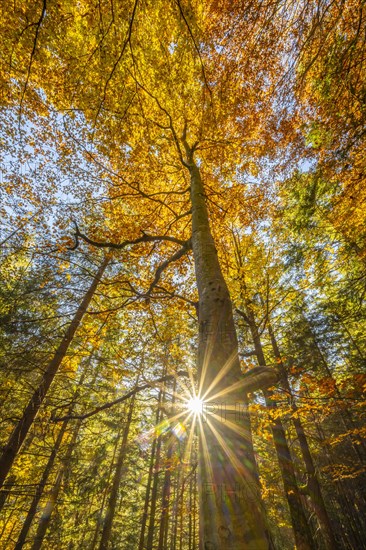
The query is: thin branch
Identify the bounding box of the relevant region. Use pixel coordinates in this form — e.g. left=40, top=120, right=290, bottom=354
left=128, top=72, right=189, bottom=167
left=239, top=350, right=257, bottom=358
left=19, top=0, right=47, bottom=121
left=93, top=0, right=139, bottom=124
left=175, top=0, right=212, bottom=99
left=53, top=372, right=188, bottom=422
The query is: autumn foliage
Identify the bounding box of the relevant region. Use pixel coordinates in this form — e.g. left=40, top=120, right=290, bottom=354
left=0, top=0, right=365, bottom=549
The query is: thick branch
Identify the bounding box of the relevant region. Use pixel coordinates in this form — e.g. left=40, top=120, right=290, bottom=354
left=147, top=239, right=191, bottom=294
left=69, top=222, right=188, bottom=251
left=235, top=307, right=250, bottom=324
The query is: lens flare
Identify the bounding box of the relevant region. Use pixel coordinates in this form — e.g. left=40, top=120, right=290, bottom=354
left=187, top=396, right=203, bottom=415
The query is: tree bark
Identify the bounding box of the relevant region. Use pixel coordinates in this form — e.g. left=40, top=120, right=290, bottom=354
left=308, top=404, right=366, bottom=549
left=171, top=463, right=181, bottom=550
left=90, top=422, right=124, bottom=550
left=185, top=145, right=269, bottom=549
left=302, top=314, right=366, bottom=463
left=0, top=257, right=109, bottom=490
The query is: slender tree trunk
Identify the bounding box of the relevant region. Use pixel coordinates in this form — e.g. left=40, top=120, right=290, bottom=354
left=30, top=469, right=63, bottom=550
left=0, top=257, right=109, bottom=490
left=98, top=390, right=136, bottom=550
left=14, top=361, right=91, bottom=550
left=189, top=471, right=193, bottom=550
left=192, top=461, right=197, bottom=550
left=157, top=378, right=176, bottom=550
left=179, top=476, right=184, bottom=550
left=14, top=420, right=67, bottom=550
left=138, top=436, right=158, bottom=550
left=138, top=385, right=164, bottom=550
left=30, top=418, right=83, bottom=550
left=184, top=144, right=269, bottom=549
left=171, top=465, right=181, bottom=550
left=243, top=306, right=315, bottom=550
left=305, top=386, right=366, bottom=550
left=268, top=323, right=338, bottom=550
left=305, top=317, right=366, bottom=462
left=146, top=421, right=163, bottom=549
left=90, top=423, right=124, bottom=550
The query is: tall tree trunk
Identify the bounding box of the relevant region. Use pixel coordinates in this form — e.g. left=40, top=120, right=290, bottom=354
left=14, top=360, right=90, bottom=550
left=302, top=380, right=366, bottom=549
left=138, top=384, right=165, bottom=550
left=0, top=257, right=109, bottom=489
left=98, top=389, right=136, bottom=550
left=191, top=461, right=198, bottom=550
left=14, top=419, right=68, bottom=550
left=179, top=475, right=184, bottom=550
left=268, top=323, right=338, bottom=550
left=90, top=422, right=124, bottom=550
left=189, top=470, right=194, bottom=550
left=146, top=417, right=163, bottom=549
left=184, top=143, right=269, bottom=549
left=243, top=305, right=315, bottom=550
left=171, top=464, right=181, bottom=550
left=157, top=378, right=176, bottom=550
left=30, top=418, right=83, bottom=550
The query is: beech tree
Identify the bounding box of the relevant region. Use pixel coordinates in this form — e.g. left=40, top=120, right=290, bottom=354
left=0, top=0, right=365, bottom=548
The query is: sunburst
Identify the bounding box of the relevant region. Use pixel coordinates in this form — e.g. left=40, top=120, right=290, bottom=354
left=186, top=395, right=204, bottom=415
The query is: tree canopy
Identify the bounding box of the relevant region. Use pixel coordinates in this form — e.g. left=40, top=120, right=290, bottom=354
left=0, top=0, right=365, bottom=549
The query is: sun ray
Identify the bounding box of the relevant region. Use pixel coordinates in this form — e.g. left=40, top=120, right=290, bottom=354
left=198, top=329, right=218, bottom=398
left=201, top=350, right=239, bottom=402
left=197, top=413, right=214, bottom=482
left=180, top=413, right=198, bottom=466
left=204, top=417, right=265, bottom=508
left=207, top=411, right=253, bottom=441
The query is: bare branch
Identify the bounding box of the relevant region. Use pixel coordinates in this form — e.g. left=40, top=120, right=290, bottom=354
left=93, top=0, right=140, bottom=124
left=53, top=372, right=188, bottom=422
left=19, top=0, right=47, bottom=121
left=69, top=221, right=189, bottom=250
left=239, top=350, right=257, bottom=358
left=175, top=0, right=212, bottom=99
left=235, top=307, right=250, bottom=324
left=146, top=239, right=192, bottom=294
